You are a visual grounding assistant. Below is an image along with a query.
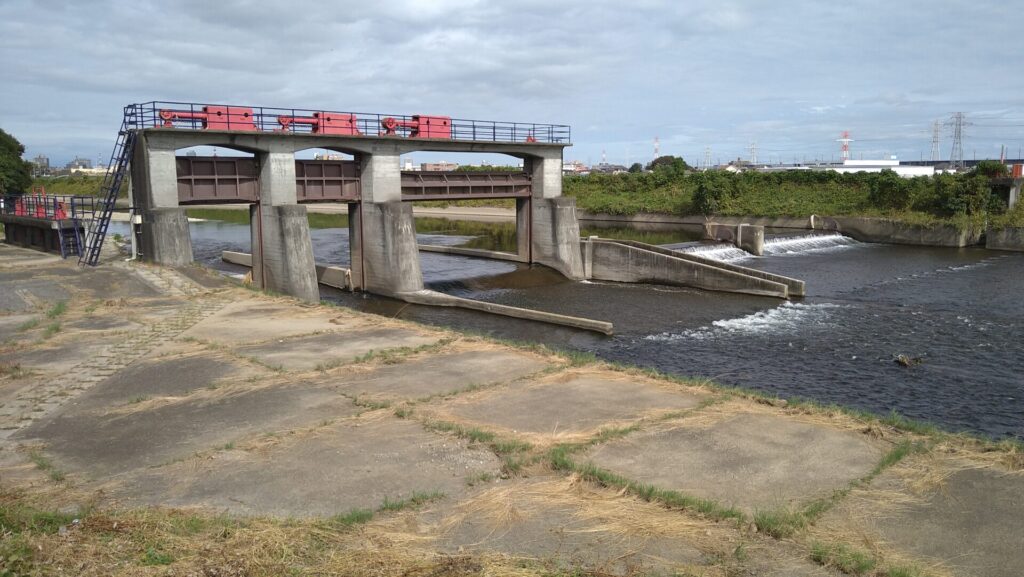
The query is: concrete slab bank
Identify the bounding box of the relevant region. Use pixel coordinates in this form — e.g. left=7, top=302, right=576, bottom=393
left=3, top=244, right=1022, bottom=577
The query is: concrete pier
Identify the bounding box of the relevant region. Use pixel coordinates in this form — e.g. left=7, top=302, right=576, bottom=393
left=350, top=201, right=424, bottom=297
left=130, top=134, right=193, bottom=266
left=249, top=148, right=319, bottom=302
left=132, top=128, right=578, bottom=301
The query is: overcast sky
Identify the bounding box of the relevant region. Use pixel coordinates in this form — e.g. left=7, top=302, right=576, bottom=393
left=2, top=0, right=1023, bottom=167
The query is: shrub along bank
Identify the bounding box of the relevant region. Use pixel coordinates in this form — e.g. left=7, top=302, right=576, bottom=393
left=565, top=163, right=1012, bottom=229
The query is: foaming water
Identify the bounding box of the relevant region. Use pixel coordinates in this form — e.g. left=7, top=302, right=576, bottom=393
left=673, top=243, right=751, bottom=262
left=648, top=302, right=847, bottom=341
left=762, top=232, right=860, bottom=256
left=669, top=232, right=860, bottom=263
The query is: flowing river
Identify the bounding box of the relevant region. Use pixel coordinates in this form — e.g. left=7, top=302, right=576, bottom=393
left=109, top=214, right=1024, bottom=439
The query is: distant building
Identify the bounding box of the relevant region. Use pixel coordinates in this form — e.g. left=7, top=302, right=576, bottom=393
left=66, top=156, right=92, bottom=170
left=828, top=159, right=934, bottom=178
left=590, top=162, right=627, bottom=174
left=421, top=161, right=459, bottom=171
left=31, top=154, right=50, bottom=176
left=562, top=160, right=588, bottom=175
left=313, top=153, right=347, bottom=161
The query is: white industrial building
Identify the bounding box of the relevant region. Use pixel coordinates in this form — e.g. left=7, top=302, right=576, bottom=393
left=829, top=159, right=934, bottom=177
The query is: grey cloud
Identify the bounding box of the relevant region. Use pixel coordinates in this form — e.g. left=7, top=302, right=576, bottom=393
left=1, top=0, right=1021, bottom=165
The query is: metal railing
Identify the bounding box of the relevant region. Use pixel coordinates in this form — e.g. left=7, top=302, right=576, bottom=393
left=128, top=101, right=571, bottom=144
left=1, top=194, right=96, bottom=222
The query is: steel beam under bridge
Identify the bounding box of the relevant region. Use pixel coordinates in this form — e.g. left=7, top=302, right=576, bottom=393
left=175, top=156, right=531, bottom=205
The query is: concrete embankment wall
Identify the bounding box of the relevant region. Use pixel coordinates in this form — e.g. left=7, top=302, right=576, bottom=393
left=986, top=227, right=1024, bottom=251
left=579, top=210, right=993, bottom=249
left=578, top=211, right=813, bottom=229
left=581, top=238, right=791, bottom=299
left=832, top=217, right=984, bottom=248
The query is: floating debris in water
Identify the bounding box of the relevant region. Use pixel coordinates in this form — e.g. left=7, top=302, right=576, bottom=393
left=893, top=354, right=924, bottom=367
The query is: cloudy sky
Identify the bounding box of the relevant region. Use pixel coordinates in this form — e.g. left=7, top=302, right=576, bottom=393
left=2, top=0, right=1022, bottom=167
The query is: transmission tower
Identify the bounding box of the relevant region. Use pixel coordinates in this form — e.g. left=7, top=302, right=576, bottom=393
left=946, top=112, right=969, bottom=170
left=653, top=136, right=660, bottom=160
left=703, top=146, right=712, bottom=170
left=836, top=131, right=853, bottom=162
left=930, top=120, right=941, bottom=161
left=748, top=141, right=758, bottom=165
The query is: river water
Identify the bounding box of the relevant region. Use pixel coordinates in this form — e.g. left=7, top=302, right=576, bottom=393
left=109, top=216, right=1024, bottom=439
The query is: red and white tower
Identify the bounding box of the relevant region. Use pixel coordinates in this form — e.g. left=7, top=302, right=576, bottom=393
left=837, top=131, right=853, bottom=162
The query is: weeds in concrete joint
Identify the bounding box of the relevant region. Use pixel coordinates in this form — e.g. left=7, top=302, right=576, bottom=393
left=39, top=322, right=65, bottom=341
left=465, top=471, right=495, bottom=487
left=809, top=541, right=876, bottom=574
left=326, top=508, right=374, bottom=529
left=754, top=439, right=929, bottom=539
left=27, top=450, right=66, bottom=483
left=0, top=362, right=32, bottom=379
left=16, top=318, right=40, bottom=332
left=45, top=301, right=67, bottom=319
left=425, top=420, right=532, bottom=477
left=752, top=507, right=806, bottom=538
left=378, top=490, right=445, bottom=512
left=352, top=397, right=392, bottom=411
left=553, top=454, right=744, bottom=522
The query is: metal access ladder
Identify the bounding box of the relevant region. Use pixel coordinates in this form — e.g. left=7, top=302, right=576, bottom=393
left=57, top=222, right=82, bottom=259
left=79, top=107, right=139, bottom=266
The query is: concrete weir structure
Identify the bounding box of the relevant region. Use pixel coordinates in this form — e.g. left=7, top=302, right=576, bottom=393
left=128, top=103, right=579, bottom=303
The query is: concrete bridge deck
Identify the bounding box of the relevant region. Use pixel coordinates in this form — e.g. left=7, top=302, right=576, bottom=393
left=1, top=244, right=1021, bottom=576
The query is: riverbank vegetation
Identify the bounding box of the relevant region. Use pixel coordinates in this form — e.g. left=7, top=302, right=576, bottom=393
left=565, top=160, right=1014, bottom=229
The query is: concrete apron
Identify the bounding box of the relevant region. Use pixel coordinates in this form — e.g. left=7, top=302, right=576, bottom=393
left=221, top=252, right=614, bottom=335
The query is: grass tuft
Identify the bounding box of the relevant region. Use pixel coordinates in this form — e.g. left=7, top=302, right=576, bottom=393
left=141, top=546, right=174, bottom=566
left=16, top=318, right=40, bottom=332
left=27, top=450, right=66, bottom=483
left=41, top=322, right=61, bottom=340
left=377, top=490, right=445, bottom=513
left=809, top=541, right=877, bottom=574
left=327, top=508, right=374, bottom=529
left=753, top=507, right=806, bottom=538
left=45, top=301, right=67, bottom=319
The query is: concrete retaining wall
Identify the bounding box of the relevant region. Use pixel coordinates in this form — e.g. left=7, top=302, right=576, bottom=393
left=832, top=217, right=984, bottom=247
left=579, top=211, right=813, bottom=229
left=986, top=227, right=1024, bottom=251
left=582, top=238, right=790, bottom=299
left=0, top=217, right=81, bottom=255
left=605, top=239, right=805, bottom=297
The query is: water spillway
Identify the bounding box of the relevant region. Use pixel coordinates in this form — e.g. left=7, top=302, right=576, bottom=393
left=668, top=232, right=860, bottom=263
